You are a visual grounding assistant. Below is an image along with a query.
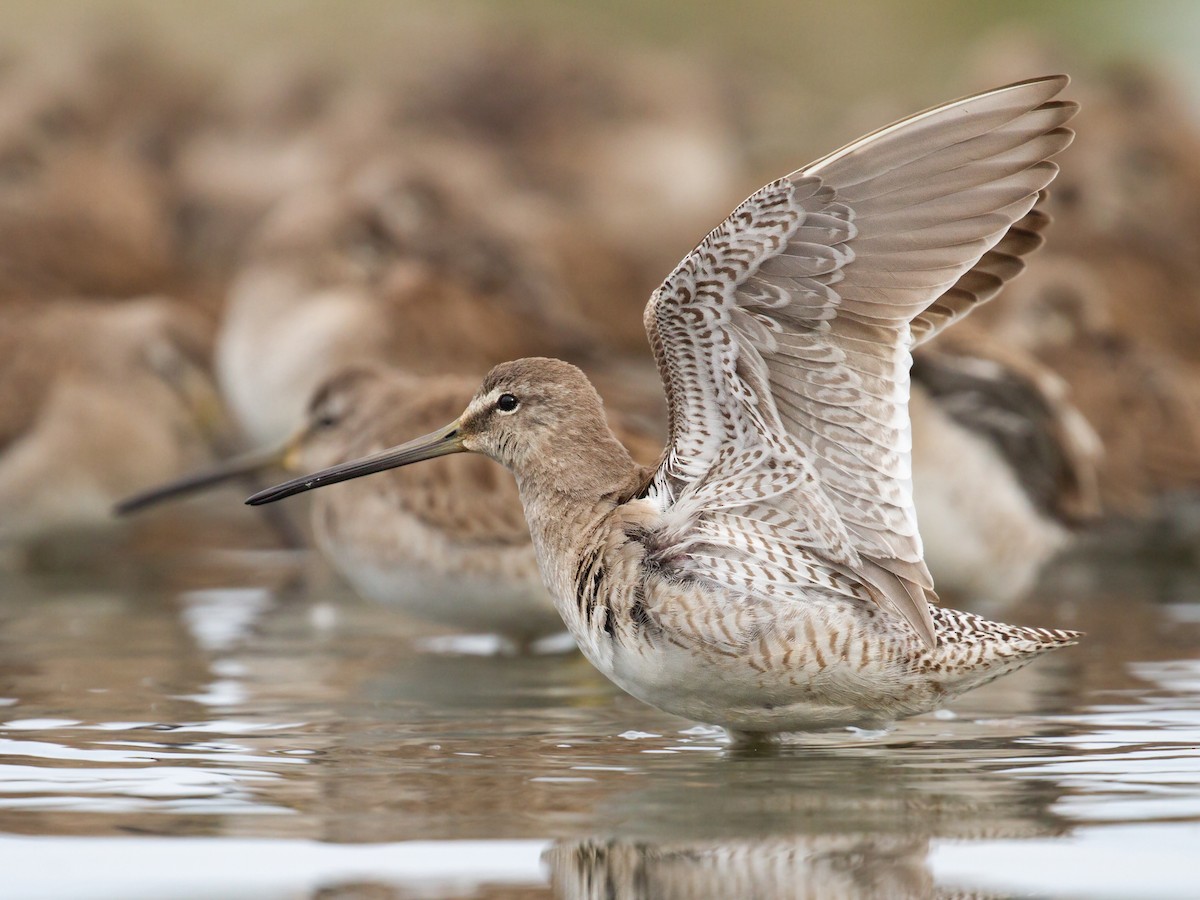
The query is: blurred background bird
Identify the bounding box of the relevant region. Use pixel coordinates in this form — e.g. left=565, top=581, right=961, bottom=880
left=119, top=362, right=662, bottom=649
left=1, top=4, right=1198, bottom=624
left=0, top=297, right=223, bottom=552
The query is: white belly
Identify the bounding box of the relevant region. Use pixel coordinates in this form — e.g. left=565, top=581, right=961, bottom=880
left=567, top=578, right=1030, bottom=735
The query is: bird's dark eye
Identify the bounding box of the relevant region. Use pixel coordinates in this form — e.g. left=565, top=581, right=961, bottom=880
left=496, top=393, right=520, bottom=413
left=315, top=413, right=339, bottom=429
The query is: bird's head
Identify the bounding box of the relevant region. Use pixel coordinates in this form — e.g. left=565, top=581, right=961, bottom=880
left=246, top=357, right=615, bottom=505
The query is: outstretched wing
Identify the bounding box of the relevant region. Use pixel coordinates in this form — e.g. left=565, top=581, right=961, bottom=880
left=644, top=76, right=1076, bottom=645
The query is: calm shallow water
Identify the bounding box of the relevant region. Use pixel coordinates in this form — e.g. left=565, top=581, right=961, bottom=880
left=1, top=537, right=1198, bottom=899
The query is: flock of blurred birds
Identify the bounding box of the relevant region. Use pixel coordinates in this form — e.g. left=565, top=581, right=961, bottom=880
left=5, top=27, right=1200, bottom=644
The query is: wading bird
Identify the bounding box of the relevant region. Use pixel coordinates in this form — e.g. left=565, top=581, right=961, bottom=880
left=247, top=77, right=1082, bottom=736
left=910, top=338, right=1100, bottom=610
left=1, top=298, right=220, bottom=547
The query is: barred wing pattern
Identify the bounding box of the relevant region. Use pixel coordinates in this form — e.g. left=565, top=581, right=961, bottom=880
left=644, top=76, right=1076, bottom=646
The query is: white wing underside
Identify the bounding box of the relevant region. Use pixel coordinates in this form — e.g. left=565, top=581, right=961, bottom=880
left=643, top=76, right=1077, bottom=646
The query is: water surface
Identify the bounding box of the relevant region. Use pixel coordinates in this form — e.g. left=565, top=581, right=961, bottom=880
left=1, top=538, right=1198, bottom=898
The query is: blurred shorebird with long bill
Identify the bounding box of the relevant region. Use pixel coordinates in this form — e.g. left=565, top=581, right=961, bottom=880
left=248, top=77, right=1082, bottom=737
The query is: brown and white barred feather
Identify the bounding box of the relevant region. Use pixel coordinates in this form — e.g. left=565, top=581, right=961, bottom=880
left=643, top=76, right=1077, bottom=647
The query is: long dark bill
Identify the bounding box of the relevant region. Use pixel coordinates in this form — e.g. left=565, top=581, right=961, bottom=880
left=245, top=423, right=465, bottom=506
left=115, top=444, right=288, bottom=516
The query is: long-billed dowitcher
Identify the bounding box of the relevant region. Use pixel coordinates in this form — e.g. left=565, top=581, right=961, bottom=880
left=216, top=160, right=593, bottom=447
left=0, top=298, right=221, bottom=546
left=119, top=364, right=662, bottom=648
left=247, top=77, right=1082, bottom=734
left=911, top=338, right=1100, bottom=608
left=954, top=251, right=1200, bottom=515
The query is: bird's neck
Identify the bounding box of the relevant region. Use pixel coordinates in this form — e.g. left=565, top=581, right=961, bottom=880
left=510, top=429, right=644, bottom=599
left=513, top=428, right=642, bottom=516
